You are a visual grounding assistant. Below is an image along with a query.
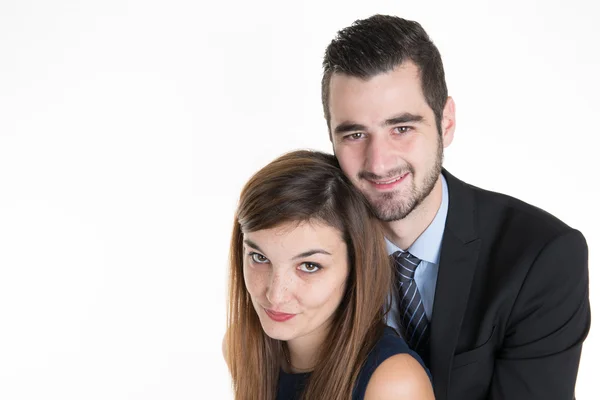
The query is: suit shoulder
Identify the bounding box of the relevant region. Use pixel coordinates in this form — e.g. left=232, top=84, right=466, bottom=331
left=444, top=170, right=575, bottom=239
left=468, top=182, right=576, bottom=241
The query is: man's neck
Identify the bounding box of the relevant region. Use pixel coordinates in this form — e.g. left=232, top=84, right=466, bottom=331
left=383, top=176, right=444, bottom=250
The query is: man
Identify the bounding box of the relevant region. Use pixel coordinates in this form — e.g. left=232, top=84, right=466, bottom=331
left=322, top=14, right=590, bottom=400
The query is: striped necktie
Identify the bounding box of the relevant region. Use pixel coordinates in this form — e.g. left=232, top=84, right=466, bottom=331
left=392, top=250, right=430, bottom=361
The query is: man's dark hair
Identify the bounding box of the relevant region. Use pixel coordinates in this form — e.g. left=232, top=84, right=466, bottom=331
left=322, top=14, right=448, bottom=135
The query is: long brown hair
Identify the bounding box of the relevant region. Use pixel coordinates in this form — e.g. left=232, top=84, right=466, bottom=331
left=226, top=150, right=393, bottom=400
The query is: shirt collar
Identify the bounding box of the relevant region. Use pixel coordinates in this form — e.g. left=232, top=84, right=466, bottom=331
left=385, top=175, right=449, bottom=264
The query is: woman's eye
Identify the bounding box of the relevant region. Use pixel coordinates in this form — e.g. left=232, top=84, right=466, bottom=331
left=298, top=262, right=321, bottom=273
left=250, top=252, right=269, bottom=264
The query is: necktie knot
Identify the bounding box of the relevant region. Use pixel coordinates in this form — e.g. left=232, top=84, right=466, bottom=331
left=392, top=250, right=421, bottom=282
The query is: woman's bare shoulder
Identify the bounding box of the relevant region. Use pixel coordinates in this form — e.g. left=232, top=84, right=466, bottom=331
left=364, top=353, right=434, bottom=400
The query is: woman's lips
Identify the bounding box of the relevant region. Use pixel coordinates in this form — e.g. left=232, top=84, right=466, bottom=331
left=264, top=309, right=296, bottom=322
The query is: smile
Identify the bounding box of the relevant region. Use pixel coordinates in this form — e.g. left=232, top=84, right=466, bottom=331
left=373, top=176, right=403, bottom=184
left=367, top=173, right=409, bottom=189
left=264, top=309, right=296, bottom=322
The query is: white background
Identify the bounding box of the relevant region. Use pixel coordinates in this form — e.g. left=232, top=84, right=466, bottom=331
left=0, top=1, right=597, bottom=399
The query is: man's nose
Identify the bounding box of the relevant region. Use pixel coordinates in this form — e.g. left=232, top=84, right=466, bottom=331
left=364, top=134, right=393, bottom=177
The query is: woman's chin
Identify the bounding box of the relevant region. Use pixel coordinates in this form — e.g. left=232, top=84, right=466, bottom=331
left=259, top=319, right=297, bottom=341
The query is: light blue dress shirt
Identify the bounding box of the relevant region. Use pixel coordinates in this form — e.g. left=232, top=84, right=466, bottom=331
left=385, top=175, right=449, bottom=331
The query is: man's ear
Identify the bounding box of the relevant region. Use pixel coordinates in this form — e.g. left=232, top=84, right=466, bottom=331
left=441, top=96, right=456, bottom=148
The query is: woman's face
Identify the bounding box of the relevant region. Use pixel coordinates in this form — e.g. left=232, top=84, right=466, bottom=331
left=243, top=220, right=349, bottom=347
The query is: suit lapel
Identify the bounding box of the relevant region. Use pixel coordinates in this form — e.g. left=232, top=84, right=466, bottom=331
left=429, top=170, right=481, bottom=400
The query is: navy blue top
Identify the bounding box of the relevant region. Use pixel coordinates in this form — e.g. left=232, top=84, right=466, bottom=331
left=276, top=326, right=431, bottom=400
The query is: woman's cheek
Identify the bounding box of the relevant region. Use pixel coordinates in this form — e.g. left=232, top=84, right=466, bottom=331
left=243, top=264, right=264, bottom=298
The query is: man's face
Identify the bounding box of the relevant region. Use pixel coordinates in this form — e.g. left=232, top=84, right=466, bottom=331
left=328, top=61, right=454, bottom=221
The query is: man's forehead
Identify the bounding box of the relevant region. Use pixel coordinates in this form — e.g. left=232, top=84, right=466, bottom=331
left=329, top=68, right=428, bottom=127
left=329, top=61, right=421, bottom=88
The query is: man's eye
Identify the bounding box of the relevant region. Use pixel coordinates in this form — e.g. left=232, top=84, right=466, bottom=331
left=298, top=262, right=321, bottom=273
left=250, top=252, right=269, bottom=264
left=345, top=133, right=365, bottom=140
left=393, top=126, right=411, bottom=134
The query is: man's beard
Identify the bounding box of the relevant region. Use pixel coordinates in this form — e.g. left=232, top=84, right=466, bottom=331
left=361, top=137, right=443, bottom=222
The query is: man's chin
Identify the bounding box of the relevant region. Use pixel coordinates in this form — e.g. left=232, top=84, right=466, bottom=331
left=375, top=210, right=411, bottom=222
left=370, top=199, right=414, bottom=222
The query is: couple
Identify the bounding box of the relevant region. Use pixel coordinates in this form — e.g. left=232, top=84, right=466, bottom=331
left=223, top=14, right=590, bottom=400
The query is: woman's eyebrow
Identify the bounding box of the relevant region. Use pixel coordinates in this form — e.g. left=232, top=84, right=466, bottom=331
left=292, top=249, right=332, bottom=259
left=243, top=239, right=265, bottom=254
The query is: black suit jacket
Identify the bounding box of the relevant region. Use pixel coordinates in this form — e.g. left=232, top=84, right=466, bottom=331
left=428, top=170, right=590, bottom=400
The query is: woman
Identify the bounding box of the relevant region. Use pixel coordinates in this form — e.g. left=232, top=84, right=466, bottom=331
left=225, top=150, right=434, bottom=400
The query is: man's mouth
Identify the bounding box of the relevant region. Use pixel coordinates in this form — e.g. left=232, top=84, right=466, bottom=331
left=366, top=173, right=409, bottom=189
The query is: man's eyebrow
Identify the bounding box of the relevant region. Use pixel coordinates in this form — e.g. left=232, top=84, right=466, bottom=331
left=243, top=239, right=264, bottom=254
left=383, top=113, right=424, bottom=126
left=333, top=122, right=368, bottom=136
left=333, top=113, right=425, bottom=135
